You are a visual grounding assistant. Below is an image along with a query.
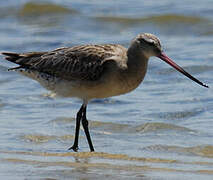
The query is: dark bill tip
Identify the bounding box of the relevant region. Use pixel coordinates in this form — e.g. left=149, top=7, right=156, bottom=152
left=158, top=52, right=209, bottom=88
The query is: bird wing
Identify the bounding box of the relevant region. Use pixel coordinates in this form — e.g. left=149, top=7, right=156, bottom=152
left=1, top=44, right=126, bottom=81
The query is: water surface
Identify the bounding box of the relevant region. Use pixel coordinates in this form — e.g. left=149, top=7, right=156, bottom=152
left=0, top=0, right=213, bottom=179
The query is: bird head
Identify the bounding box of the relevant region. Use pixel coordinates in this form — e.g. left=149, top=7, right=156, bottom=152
left=133, top=33, right=208, bottom=88
left=135, top=33, right=162, bottom=58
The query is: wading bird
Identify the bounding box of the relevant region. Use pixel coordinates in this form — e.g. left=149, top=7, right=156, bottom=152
left=1, top=33, right=208, bottom=152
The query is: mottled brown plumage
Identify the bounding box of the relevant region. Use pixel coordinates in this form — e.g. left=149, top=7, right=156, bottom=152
left=3, top=44, right=126, bottom=81
left=1, top=33, right=208, bottom=152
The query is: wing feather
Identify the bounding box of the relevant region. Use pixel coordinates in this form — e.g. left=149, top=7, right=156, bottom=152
left=2, top=44, right=126, bottom=81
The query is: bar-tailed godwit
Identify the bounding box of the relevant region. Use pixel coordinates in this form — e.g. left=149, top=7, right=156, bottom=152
left=1, top=33, right=208, bottom=152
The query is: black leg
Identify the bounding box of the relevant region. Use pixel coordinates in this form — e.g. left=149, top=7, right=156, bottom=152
left=81, top=105, right=95, bottom=152
left=68, top=104, right=84, bottom=152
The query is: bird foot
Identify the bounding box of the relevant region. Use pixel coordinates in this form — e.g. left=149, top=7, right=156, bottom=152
left=68, top=145, right=79, bottom=152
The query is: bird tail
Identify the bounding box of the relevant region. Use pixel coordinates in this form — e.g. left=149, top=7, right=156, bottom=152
left=1, top=52, right=23, bottom=70
left=1, top=51, right=45, bottom=70
left=1, top=52, right=22, bottom=62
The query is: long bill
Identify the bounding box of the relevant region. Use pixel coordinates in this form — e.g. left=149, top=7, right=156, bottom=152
left=158, top=52, right=209, bottom=88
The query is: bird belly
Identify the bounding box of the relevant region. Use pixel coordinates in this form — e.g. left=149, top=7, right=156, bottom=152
left=18, top=69, right=87, bottom=98
left=71, top=72, right=144, bottom=100
left=18, top=69, right=144, bottom=100
left=18, top=69, right=59, bottom=92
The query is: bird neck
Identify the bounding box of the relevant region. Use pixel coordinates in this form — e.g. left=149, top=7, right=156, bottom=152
left=127, top=45, right=149, bottom=74
left=120, top=45, right=149, bottom=92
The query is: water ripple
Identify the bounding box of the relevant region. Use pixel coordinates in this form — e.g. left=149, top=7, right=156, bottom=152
left=147, top=108, right=204, bottom=120
left=136, top=122, right=194, bottom=133
left=21, top=134, right=77, bottom=144
left=95, top=14, right=208, bottom=25
left=143, top=145, right=213, bottom=158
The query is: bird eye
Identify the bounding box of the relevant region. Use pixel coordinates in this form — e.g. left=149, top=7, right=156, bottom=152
left=147, top=39, right=155, bottom=45
left=139, top=38, right=155, bottom=46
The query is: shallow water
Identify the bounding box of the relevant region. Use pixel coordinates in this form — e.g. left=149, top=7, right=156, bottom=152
left=0, top=0, right=213, bottom=179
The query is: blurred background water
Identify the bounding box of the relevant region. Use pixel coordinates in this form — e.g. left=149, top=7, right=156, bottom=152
left=0, top=0, right=213, bottom=179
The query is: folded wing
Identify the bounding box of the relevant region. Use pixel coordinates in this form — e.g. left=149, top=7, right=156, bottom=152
left=1, top=45, right=122, bottom=81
